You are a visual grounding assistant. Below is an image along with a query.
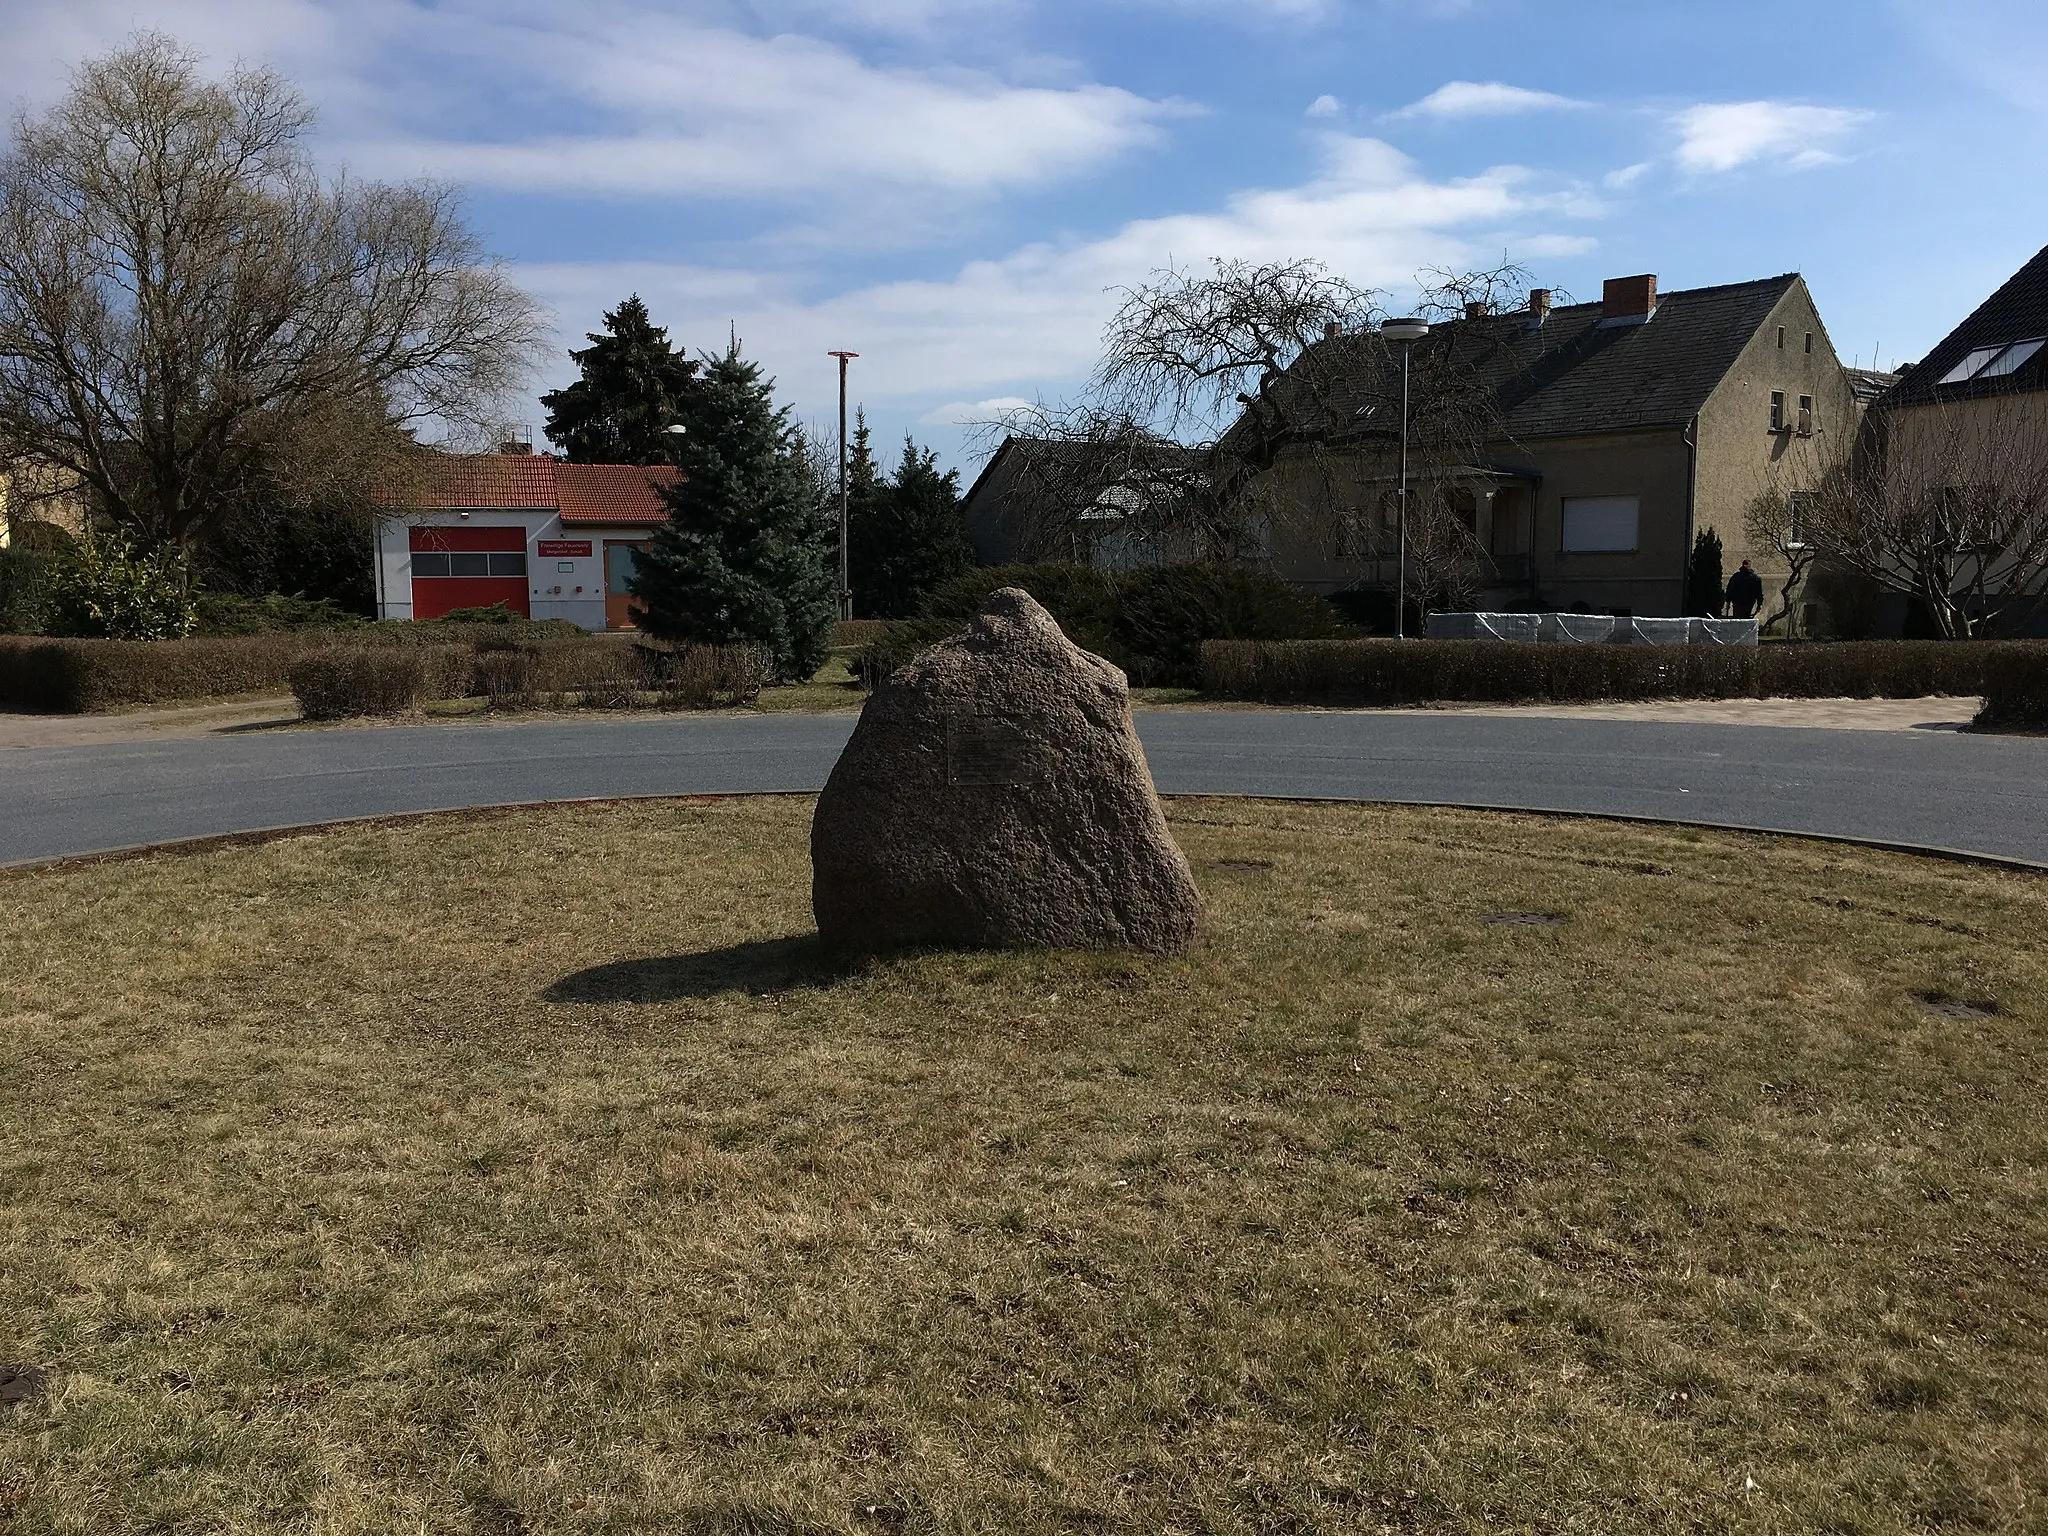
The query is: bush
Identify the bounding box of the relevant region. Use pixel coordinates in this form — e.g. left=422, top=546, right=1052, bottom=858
left=1201, top=638, right=2023, bottom=707
left=41, top=528, right=197, bottom=639
left=289, top=646, right=469, bottom=720
left=1110, top=564, right=1341, bottom=686
left=870, top=562, right=1346, bottom=689
left=0, top=547, right=49, bottom=634
left=832, top=619, right=892, bottom=649
left=1975, top=648, right=2048, bottom=729
left=0, top=632, right=327, bottom=712
left=465, top=637, right=769, bottom=711
left=193, top=591, right=367, bottom=635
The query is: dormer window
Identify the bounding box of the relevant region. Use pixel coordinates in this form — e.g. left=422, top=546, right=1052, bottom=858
left=1938, top=338, right=2046, bottom=384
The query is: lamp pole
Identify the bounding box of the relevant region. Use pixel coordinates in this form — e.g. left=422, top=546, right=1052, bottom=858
left=827, top=350, right=859, bottom=622
left=1379, top=317, right=1430, bottom=638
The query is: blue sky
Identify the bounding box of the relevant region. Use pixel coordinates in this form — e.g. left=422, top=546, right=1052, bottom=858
left=6, top=0, right=2048, bottom=472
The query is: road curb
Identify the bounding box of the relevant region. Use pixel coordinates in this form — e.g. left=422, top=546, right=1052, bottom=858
left=5, top=791, right=2045, bottom=878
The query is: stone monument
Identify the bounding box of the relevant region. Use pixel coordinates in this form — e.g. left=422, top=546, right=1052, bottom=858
left=811, top=588, right=1204, bottom=955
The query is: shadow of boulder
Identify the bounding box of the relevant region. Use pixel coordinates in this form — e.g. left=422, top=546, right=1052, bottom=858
left=544, top=935, right=857, bottom=1004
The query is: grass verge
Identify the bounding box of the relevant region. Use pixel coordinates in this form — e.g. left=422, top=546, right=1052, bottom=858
left=1, top=799, right=2043, bottom=1532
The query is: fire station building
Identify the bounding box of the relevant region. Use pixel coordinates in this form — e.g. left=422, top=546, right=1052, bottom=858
left=374, top=451, right=678, bottom=630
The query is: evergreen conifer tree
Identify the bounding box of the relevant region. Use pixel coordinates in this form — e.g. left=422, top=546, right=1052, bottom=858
left=848, top=432, right=972, bottom=618
left=1686, top=526, right=1726, bottom=617
left=540, top=295, right=701, bottom=464
left=630, top=342, right=835, bottom=680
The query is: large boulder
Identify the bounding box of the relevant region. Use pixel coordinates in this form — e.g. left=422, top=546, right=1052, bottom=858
left=811, top=588, right=1204, bottom=955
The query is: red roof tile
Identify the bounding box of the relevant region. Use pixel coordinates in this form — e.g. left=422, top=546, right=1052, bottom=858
left=380, top=452, right=677, bottom=525
left=557, top=462, right=679, bottom=525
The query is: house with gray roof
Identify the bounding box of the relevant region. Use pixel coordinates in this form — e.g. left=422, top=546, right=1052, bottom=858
left=1235, top=271, right=1864, bottom=620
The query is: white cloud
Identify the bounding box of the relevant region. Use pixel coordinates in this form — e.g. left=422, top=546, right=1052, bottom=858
left=1603, top=161, right=1652, bottom=190
left=519, top=134, right=1600, bottom=415
left=1672, top=101, right=1873, bottom=173
left=1306, top=94, right=1344, bottom=119
left=343, top=13, right=1182, bottom=202
left=920, top=396, right=1036, bottom=425
left=1389, top=81, right=1588, bottom=121
left=0, top=2, right=1184, bottom=211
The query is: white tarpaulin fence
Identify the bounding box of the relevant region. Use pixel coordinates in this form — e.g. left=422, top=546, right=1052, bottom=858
left=1425, top=613, right=1759, bottom=647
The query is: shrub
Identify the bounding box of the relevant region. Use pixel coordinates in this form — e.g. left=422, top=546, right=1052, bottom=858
left=833, top=619, right=892, bottom=649
left=0, top=547, right=49, bottom=634
left=1111, top=564, right=1341, bottom=687
left=638, top=643, right=770, bottom=709
left=0, top=632, right=326, bottom=712
left=289, top=645, right=469, bottom=720
left=1975, top=648, right=2048, bottom=729
left=192, top=591, right=366, bottom=635
left=1202, top=638, right=2022, bottom=707
left=40, top=528, right=197, bottom=639
left=874, top=563, right=1346, bottom=689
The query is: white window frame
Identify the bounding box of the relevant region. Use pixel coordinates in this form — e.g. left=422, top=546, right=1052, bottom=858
left=1559, top=495, right=1640, bottom=554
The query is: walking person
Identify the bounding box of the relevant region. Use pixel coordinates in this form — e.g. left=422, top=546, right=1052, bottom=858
left=1726, top=558, right=1764, bottom=621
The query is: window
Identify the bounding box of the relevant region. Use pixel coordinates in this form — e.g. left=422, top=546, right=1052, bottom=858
left=1776, top=326, right=1786, bottom=349
left=1787, top=491, right=1814, bottom=548
left=1769, top=391, right=1786, bottom=431
left=1560, top=496, right=1639, bottom=553
left=413, top=551, right=525, bottom=577
left=1978, top=338, right=2045, bottom=379
left=1937, top=338, right=2045, bottom=384
left=1804, top=332, right=1814, bottom=355
left=1797, top=395, right=1814, bottom=435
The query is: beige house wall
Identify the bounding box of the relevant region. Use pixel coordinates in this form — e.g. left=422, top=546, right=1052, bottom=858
left=1257, top=426, right=1694, bottom=614
left=1694, top=278, right=1859, bottom=586
left=0, top=460, right=89, bottom=547
left=1519, top=428, right=1692, bottom=613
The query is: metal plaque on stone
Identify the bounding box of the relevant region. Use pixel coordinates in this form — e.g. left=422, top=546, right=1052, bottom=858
left=946, top=709, right=1039, bottom=787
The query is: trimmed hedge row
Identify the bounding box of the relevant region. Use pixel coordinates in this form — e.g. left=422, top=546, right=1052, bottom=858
left=1976, top=648, right=2048, bottom=729
left=0, top=618, right=634, bottom=713
left=289, top=639, right=770, bottom=720
left=289, top=646, right=471, bottom=720
left=0, top=632, right=331, bottom=712
left=1202, top=638, right=2035, bottom=707
left=864, top=562, right=1344, bottom=689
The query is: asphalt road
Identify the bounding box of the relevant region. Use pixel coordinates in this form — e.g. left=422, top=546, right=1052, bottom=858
left=5, top=710, right=2046, bottom=868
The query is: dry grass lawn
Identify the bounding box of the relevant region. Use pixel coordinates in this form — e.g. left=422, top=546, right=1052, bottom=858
left=0, top=798, right=2044, bottom=1534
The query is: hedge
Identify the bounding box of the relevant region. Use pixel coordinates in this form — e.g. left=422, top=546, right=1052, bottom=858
left=865, top=562, right=1346, bottom=689
left=0, top=632, right=330, bottom=712
left=1202, top=638, right=2035, bottom=707
left=1975, top=648, right=2048, bottom=729
left=289, top=646, right=471, bottom=720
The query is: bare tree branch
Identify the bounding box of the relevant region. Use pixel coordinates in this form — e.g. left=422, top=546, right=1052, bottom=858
left=0, top=34, right=546, bottom=552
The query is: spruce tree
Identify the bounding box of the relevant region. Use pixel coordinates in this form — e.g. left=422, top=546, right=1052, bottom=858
left=1686, top=526, right=1726, bottom=618
left=630, top=342, right=835, bottom=681
left=848, top=433, right=972, bottom=619
left=540, top=295, right=701, bottom=464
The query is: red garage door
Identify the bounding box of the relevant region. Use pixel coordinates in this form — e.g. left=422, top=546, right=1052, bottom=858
left=409, top=525, right=530, bottom=620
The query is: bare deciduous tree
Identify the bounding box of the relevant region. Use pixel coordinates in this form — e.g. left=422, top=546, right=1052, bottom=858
left=975, top=256, right=1543, bottom=619
left=0, top=35, right=544, bottom=554
left=1791, top=398, right=2048, bottom=638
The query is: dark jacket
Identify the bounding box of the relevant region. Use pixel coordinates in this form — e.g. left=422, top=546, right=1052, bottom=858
left=1725, top=567, right=1764, bottom=619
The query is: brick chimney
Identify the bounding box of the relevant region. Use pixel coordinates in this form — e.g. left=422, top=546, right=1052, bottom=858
left=1599, top=273, right=1658, bottom=327
left=1464, top=300, right=1490, bottom=321
left=1323, top=320, right=1342, bottom=341
left=1528, top=288, right=1552, bottom=326
left=499, top=439, right=532, bottom=456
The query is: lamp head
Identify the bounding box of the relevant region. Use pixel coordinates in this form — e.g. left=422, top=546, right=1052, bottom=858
left=1379, top=317, right=1430, bottom=344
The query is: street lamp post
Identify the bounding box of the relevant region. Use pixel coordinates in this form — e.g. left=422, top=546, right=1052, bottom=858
left=827, top=350, right=860, bottom=622
left=1379, top=317, right=1430, bottom=638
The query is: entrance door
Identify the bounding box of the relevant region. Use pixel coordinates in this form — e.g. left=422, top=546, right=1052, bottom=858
left=604, top=540, right=650, bottom=630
